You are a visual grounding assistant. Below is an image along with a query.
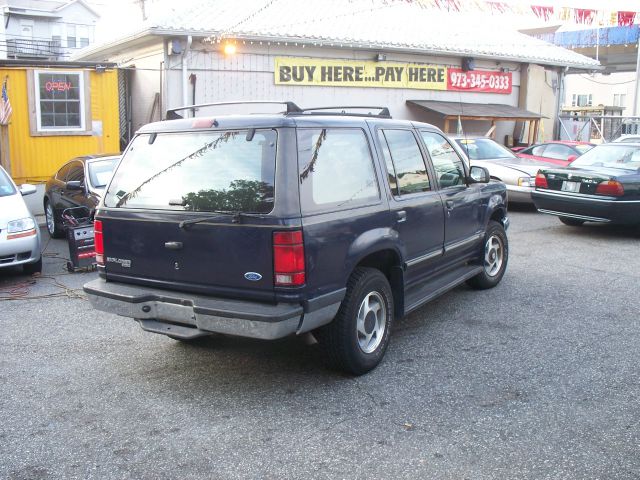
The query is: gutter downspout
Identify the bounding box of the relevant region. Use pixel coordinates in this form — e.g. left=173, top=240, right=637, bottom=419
left=182, top=35, right=192, bottom=117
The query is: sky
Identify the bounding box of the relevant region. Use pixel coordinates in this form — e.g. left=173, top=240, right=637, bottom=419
left=85, top=0, right=640, bottom=44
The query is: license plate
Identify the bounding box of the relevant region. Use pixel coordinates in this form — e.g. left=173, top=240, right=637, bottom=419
left=561, top=181, right=581, bottom=193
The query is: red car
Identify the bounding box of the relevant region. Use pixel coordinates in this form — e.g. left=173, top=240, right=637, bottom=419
left=514, top=141, right=595, bottom=166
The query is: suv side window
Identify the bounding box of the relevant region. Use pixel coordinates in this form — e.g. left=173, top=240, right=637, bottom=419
left=297, top=128, right=379, bottom=213
left=420, top=131, right=466, bottom=188
left=65, top=161, right=85, bottom=184
left=379, top=129, right=431, bottom=196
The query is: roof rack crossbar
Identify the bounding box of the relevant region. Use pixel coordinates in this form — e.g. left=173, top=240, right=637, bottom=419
left=298, top=106, right=391, bottom=118
left=166, top=101, right=303, bottom=119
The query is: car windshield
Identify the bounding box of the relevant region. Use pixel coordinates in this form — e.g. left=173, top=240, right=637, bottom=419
left=104, top=129, right=277, bottom=213
left=570, top=144, right=640, bottom=171
left=0, top=167, right=17, bottom=197
left=455, top=138, right=516, bottom=160
left=88, top=158, right=119, bottom=189
left=574, top=144, right=594, bottom=155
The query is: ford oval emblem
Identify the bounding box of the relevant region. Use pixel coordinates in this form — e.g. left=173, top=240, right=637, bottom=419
left=244, top=272, right=262, bottom=282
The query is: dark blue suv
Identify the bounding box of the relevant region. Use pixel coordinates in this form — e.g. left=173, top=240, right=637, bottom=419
left=84, top=103, right=509, bottom=375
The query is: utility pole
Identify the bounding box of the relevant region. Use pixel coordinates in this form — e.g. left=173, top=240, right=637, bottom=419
left=633, top=37, right=640, bottom=117
left=136, top=0, right=147, bottom=21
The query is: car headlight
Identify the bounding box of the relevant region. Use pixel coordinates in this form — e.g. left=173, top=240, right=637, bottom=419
left=6, top=217, right=37, bottom=239
left=517, top=177, right=534, bottom=187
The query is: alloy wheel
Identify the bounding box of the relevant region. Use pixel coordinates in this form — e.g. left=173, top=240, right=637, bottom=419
left=356, top=291, right=387, bottom=354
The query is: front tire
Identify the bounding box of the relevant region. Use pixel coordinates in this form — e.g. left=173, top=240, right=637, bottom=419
left=316, top=267, right=394, bottom=375
left=467, top=220, right=508, bottom=290
left=44, top=200, right=63, bottom=238
left=559, top=216, right=584, bottom=227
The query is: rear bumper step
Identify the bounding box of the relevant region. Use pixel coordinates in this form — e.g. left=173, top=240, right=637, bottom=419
left=84, top=279, right=341, bottom=340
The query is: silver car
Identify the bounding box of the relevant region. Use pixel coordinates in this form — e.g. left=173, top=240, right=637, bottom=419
left=0, top=165, right=42, bottom=274
left=453, top=136, right=549, bottom=203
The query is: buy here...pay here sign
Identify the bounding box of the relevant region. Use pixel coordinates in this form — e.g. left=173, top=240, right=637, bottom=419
left=274, top=57, right=512, bottom=93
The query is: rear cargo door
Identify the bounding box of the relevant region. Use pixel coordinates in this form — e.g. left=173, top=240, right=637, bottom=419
left=100, top=128, right=280, bottom=295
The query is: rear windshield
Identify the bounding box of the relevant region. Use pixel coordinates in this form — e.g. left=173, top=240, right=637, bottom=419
left=570, top=144, right=640, bottom=172
left=104, top=130, right=277, bottom=213
left=574, top=144, right=593, bottom=155
left=0, top=167, right=16, bottom=197
left=88, top=158, right=118, bottom=189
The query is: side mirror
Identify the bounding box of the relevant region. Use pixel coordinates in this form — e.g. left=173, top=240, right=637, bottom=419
left=66, top=180, right=83, bottom=191
left=19, top=183, right=37, bottom=196
left=567, top=155, right=578, bottom=163
left=468, top=165, right=490, bottom=184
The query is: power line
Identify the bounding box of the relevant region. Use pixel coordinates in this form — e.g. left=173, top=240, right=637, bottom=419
left=578, top=74, right=637, bottom=85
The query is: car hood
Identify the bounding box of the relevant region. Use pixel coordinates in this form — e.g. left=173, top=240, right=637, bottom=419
left=475, top=157, right=546, bottom=176
left=0, top=193, right=32, bottom=229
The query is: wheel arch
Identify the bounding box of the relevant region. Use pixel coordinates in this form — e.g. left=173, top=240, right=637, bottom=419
left=350, top=244, right=405, bottom=321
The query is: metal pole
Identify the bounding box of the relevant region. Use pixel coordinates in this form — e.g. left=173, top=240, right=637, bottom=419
left=633, top=38, right=640, bottom=117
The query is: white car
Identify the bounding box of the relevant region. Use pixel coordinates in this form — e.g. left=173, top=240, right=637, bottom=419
left=452, top=136, right=550, bottom=204
left=613, top=134, right=640, bottom=143
left=0, top=165, right=42, bottom=274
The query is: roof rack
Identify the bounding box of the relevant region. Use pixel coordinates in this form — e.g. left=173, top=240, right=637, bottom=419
left=165, top=101, right=392, bottom=120
left=296, top=106, right=392, bottom=118
left=166, top=101, right=303, bottom=119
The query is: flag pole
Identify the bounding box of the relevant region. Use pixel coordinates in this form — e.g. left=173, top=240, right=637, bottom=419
left=0, top=75, right=11, bottom=175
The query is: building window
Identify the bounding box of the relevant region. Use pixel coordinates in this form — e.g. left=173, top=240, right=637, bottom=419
left=573, top=94, right=592, bottom=107
left=613, top=94, right=626, bottom=107
left=32, top=70, right=88, bottom=133
left=77, top=25, right=90, bottom=48
left=66, top=24, right=76, bottom=48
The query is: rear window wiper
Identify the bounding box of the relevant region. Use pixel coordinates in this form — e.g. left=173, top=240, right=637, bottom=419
left=178, top=211, right=261, bottom=228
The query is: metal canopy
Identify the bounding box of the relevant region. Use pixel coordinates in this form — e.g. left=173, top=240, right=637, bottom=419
left=407, top=100, right=545, bottom=121
left=407, top=100, right=545, bottom=146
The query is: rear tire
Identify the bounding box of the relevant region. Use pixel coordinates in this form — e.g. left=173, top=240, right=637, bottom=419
left=316, top=267, right=394, bottom=375
left=23, top=257, right=42, bottom=275
left=467, top=220, right=508, bottom=290
left=44, top=200, right=64, bottom=238
left=559, top=216, right=584, bottom=227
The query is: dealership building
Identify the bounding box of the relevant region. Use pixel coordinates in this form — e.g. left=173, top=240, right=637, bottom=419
left=75, top=0, right=599, bottom=146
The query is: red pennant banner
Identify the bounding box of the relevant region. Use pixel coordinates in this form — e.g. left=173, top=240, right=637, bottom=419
left=574, top=8, right=596, bottom=24
left=531, top=5, right=554, bottom=22
left=617, top=11, right=636, bottom=26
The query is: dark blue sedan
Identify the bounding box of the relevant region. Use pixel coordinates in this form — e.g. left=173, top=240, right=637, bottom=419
left=532, top=143, right=640, bottom=226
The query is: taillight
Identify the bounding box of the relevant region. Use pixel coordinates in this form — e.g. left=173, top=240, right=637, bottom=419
left=94, top=220, right=104, bottom=266
left=595, top=180, right=624, bottom=197
left=273, top=230, right=305, bottom=286
left=534, top=172, right=548, bottom=188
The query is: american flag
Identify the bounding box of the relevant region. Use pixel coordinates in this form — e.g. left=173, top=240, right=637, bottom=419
left=0, top=79, right=12, bottom=125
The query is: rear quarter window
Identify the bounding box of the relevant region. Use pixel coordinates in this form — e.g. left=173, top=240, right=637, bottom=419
left=297, top=128, right=379, bottom=213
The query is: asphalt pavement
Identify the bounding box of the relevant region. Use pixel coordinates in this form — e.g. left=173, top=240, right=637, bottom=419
left=1, top=208, right=639, bottom=479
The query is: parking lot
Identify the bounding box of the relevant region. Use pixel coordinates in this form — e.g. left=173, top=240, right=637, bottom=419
left=1, top=208, right=639, bottom=480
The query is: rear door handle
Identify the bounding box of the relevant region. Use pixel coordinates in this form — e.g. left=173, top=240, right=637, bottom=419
left=396, top=210, right=407, bottom=223
left=164, top=241, right=183, bottom=250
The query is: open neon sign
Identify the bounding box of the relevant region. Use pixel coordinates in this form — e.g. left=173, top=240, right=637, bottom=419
left=45, top=81, right=73, bottom=92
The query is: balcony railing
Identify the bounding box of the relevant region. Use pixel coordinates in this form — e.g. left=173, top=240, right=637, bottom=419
left=6, top=38, right=64, bottom=59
